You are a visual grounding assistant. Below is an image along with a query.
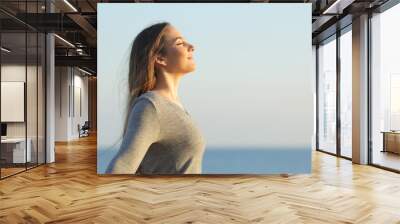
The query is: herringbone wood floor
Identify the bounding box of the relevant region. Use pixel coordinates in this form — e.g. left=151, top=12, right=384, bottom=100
left=1, top=134, right=400, bottom=224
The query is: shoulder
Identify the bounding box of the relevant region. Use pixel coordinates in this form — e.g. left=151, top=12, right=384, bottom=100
left=131, top=92, right=159, bottom=115
left=136, top=91, right=158, bottom=105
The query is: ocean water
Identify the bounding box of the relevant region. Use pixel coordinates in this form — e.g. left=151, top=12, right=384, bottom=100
left=202, top=148, right=311, bottom=174
left=98, top=147, right=311, bottom=174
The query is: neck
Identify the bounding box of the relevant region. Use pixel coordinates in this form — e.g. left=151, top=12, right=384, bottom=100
left=152, top=71, right=182, bottom=101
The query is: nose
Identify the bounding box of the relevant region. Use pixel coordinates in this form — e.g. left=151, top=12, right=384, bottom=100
left=188, top=43, right=194, bottom=52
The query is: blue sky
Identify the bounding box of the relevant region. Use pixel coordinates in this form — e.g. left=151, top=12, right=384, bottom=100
left=97, top=3, right=313, bottom=151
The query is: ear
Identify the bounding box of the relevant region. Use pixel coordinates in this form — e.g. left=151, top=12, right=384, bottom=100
left=155, top=55, right=167, bottom=67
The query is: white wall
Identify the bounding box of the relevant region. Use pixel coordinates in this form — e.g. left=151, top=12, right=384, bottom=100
left=55, top=66, right=89, bottom=141
left=55, top=66, right=68, bottom=141
left=72, top=72, right=89, bottom=138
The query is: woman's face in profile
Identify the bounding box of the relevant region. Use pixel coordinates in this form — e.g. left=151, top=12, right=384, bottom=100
left=158, top=26, right=196, bottom=75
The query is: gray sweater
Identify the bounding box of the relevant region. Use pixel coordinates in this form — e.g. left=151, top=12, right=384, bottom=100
left=106, top=91, right=206, bottom=174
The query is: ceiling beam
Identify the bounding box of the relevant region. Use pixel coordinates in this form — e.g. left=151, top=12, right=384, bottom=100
left=322, top=0, right=356, bottom=14
left=67, top=13, right=97, bottom=40
left=55, top=55, right=96, bottom=70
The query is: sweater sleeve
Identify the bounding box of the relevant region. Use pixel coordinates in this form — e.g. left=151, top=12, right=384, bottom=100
left=106, top=98, right=160, bottom=174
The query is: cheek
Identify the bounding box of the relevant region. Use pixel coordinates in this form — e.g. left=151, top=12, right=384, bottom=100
left=167, top=48, right=187, bottom=64
left=164, top=47, right=195, bottom=73
left=170, top=48, right=186, bottom=59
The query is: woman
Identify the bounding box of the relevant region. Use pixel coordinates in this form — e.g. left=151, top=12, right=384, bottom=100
left=106, top=22, right=206, bottom=175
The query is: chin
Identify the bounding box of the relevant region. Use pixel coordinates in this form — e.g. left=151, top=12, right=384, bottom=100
left=185, top=65, right=196, bottom=74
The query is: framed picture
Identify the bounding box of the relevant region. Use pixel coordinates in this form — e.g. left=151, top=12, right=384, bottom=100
left=97, top=3, right=313, bottom=175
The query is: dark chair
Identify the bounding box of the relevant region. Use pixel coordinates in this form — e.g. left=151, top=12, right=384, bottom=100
left=78, top=121, right=90, bottom=138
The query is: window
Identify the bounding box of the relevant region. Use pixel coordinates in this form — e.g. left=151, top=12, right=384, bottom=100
left=371, top=2, right=400, bottom=171
left=318, top=36, right=337, bottom=154
left=339, top=28, right=352, bottom=158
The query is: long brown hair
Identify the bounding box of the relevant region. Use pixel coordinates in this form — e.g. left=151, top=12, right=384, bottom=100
left=124, top=22, right=170, bottom=134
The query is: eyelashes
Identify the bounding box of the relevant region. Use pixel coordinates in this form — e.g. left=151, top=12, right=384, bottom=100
left=176, top=41, right=193, bottom=49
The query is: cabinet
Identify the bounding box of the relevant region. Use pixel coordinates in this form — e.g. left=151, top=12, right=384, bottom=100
left=0, top=138, right=32, bottom=164
left=382, top=132, right=400, bottom=154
